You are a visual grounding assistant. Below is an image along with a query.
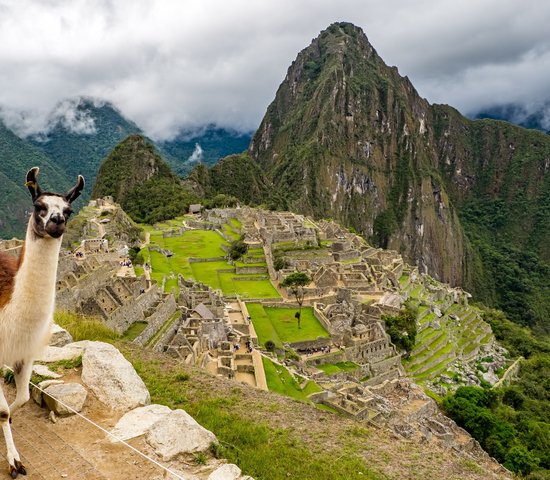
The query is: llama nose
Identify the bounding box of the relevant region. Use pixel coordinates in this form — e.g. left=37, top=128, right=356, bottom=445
left=50, top=213, right=65, bottom=225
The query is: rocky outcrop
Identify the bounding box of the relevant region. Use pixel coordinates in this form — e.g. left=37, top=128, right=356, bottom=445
left=208, top=464, right=242, bottom=480
left=81, top=341, right=150, bottom=412
left=32, top=338, right=252, bottom=479
left=110, top=404, right=171, bottom=442
left=146, top=409, right=217, bottom=460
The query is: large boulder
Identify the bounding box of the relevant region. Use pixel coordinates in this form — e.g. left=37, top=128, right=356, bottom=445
left=81, top=342, right=150, bottom=412
left=110, top=404, right=171, bottom=442
left=146, top=409, right=217, bottom=461
left=43, top=383, right=88, bottom=415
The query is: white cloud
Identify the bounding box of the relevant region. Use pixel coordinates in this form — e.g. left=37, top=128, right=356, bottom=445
left=0, top=0, right=549, bottom=139
left=187, top=143, right=204, bottom=164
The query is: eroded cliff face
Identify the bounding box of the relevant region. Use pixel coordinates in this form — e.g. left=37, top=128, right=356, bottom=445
left=249, top=22, right=468, bottom=285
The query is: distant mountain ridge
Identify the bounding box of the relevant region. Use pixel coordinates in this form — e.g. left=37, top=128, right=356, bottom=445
left=158, top=125, right=252, bottom=176
left=0, top=98, right=249, bottom=238
left=473, top=102, right=550, bottom=134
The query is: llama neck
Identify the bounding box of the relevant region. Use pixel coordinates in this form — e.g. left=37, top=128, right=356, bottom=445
left=12, top=221, right=62, bottom=311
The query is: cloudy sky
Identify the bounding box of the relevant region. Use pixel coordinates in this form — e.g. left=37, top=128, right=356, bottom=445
left=0, top=0, right=549, bottom=139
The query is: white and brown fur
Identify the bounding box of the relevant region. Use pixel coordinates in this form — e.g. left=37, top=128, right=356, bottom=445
left=0, top=167, right=84, bottom=478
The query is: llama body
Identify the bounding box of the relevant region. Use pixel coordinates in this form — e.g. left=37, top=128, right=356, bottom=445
left=0, top=168, right=83, bottom=478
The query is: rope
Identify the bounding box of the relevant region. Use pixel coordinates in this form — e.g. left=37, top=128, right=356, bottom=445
left=5, top=366, right=187, bottom=480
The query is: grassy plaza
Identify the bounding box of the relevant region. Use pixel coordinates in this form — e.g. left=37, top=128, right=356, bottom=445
left=246, top=303, right=329, bottom=348
left=143, top=221, right=280, bottom=298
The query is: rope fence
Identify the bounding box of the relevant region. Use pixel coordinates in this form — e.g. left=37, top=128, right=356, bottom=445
left=3, top=366, right=187, bottom=480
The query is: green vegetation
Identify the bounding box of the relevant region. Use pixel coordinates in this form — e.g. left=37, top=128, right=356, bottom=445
left=317, top=362, right=359, bottom=375
left=280, top=272, right=311, bottom=328
left=54, top=310, right=120, bottom=342
left=122, top=321, right=148, bottom=341
left=228, top=235, right=248, bottom=260
left=262, top=357, right=321, bottom=401
left=382, top=302, right=417, bottom=354
left=127, top=350, right=377, bottom=480
left=462, top=199, right=550, bottom=332
left=443, top=308, right=550, bottom=477
left=92, top=135, right=199, bottom=224
left=144, top=225, right=279, bottom=298
left=247, top=304, right=329, bottom=348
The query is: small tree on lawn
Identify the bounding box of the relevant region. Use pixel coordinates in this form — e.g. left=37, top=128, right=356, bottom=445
left=281, top=272, right=311, bottom=329
left=229, top=235, right=248, bottom=260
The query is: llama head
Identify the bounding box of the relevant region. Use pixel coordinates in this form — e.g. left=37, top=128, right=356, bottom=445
left=26, top=167, right=85, bottom=239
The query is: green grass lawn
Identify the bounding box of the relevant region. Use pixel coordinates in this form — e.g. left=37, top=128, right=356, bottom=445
left=190, top=262, right=279, bottom=298
left=262, top=357, right=321, bottom=401
left=122, top=321, right=148, bottom=341
left=222, top=223, right=241, bottom=240
left=317, top=362, right=359, bottom=375
left=248, top=304, right=329, bottom=347
left=229, top=218, right=242, bottom=229
left=145, top=226, right=279, bottom=298
left=247, top=303, right=283, bottom=348
left=162, top=230, right=227, bottom=258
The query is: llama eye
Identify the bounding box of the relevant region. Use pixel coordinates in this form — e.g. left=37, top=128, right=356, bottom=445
left=64, top=209, right=73, bottom=217
left=34, top=205, right=47, bottom=217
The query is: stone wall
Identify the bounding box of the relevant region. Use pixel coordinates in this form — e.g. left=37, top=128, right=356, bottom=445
left=105, top=284, right=162, bottom=333
left=134, top=294, right=178, bottom=346
left=312, top=304, right=336, bottom=335
left=56, top=264, right=115, bottom=311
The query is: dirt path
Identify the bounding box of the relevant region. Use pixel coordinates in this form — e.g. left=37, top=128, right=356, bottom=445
left=0, top=384, right=178, bottom=480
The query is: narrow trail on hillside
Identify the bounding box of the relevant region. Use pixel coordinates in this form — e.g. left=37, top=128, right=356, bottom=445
left=0, top=385, right=167, bottom=480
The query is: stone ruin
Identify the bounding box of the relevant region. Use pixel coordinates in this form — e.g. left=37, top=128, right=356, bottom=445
left=0, top=238, right=24, bottom=258
left=312, top=294, right=404, bottom=385
left=148, top=278, right=266, bottom=389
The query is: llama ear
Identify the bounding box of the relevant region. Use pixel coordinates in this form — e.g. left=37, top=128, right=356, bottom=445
left=25, top=167, right=42, bottom=201
left=64, top=175, right=85, bottom=204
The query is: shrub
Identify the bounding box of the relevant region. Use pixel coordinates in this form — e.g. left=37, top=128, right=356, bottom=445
left=229, top=236, right=248, bottom=260
left=265, top=340, right=276, bottom=352
left=382, top=301, right=417, bottom=354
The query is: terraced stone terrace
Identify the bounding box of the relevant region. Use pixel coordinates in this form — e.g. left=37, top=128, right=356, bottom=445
left=403, top=275, right=497, bottom=389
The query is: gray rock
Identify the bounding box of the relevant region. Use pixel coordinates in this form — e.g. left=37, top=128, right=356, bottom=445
left=146, top=409, right=217, bottom=461
left=109, top=404, right=171, bottom=442
left=208, top=464, right=241, bottom=480
left=81, top=342, right=150, bottom=412
left=33, top=364, right=62, bottom=379
left=49, top=323, right=73, bottom=347
left=32, top=380, right=65, bottom=406
left=36, top=345, right=84, bottom=363
left=482, top=370, right=499, bottom=386
left=43, top=383, right=87, bottom=415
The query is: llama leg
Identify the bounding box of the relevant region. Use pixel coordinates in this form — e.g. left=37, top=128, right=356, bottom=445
left=9, top=361, right=33, bottom=416
left=0, top=386, right=26, bottom=478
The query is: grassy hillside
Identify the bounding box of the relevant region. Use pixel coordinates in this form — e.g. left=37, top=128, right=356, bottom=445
left=0, top=121, right=72, bottom=238
left=443, top=308, right=550, bottom=478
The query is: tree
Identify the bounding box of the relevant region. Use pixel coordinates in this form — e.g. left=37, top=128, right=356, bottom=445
left=280, top=272, right=311, bottom=328
left=229, top=235, right=248, bottom=260
left=381, top=301, right=418, bottom=355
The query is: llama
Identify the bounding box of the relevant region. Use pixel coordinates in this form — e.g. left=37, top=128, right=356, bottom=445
left=0, top=167, right=84, bottom=478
